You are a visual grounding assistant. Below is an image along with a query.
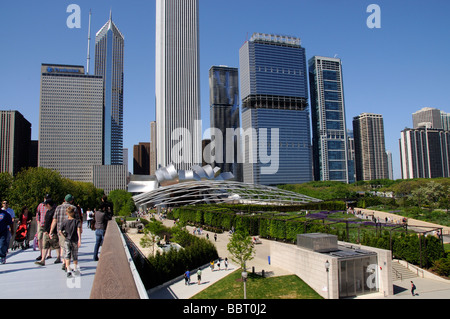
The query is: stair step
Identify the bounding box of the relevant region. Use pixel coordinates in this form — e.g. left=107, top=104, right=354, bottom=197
left=392, top=262, right=418, bottom=281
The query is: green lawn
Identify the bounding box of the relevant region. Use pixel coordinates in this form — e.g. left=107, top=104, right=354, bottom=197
left=444, top=243, right=450, bottom=252
left=191, top=270, right=323, bottom=300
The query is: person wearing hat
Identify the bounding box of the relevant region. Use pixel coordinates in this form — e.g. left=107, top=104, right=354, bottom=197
left=49, top=194, right=80, bottom=271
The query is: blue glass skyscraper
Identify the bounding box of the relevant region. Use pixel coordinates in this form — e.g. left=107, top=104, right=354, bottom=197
left=309, top=56, right=349, bottom=183
left=95, top=12, right=125, bottom=165
left=239, top=33, right=312, bottom=186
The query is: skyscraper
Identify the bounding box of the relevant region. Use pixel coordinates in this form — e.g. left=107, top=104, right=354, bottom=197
left=400, top=127, right=450, bottom=179
left=38, top=64, right=103, bottom=182
left=441, top=111, right=450, bottom=131
left=133, top=142, right=150, bottom=175
left=209, top=66, right=241, bottom=180
left=0, top=110, right=32, bottom=176
left=309, top=56, right=349, bottom=183
left=352, top=113, right=388, bottom=181
left=150, top=121, right=157, bottom=175
left=155, top=0, right=201, bottom=171
left=95, top=12, right=125, bottom=165
left=239, top=33, right=312, bottom=185
left=412, top=107, right=443, bottom=129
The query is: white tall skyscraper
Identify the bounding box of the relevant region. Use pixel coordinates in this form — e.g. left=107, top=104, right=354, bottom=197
left=155, top=0, right=201, bottom=171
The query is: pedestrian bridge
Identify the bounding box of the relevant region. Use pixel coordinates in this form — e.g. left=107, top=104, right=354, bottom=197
left=0, top=220, right=148, bottom=299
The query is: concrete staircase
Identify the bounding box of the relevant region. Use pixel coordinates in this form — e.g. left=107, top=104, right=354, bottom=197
left=392, top=262, right=418, bottom=281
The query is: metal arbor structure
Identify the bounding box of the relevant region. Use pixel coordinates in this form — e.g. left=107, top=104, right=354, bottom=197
left=132, top=180, right=321, bottom=208
left=131, top=164, right=321, bottom=208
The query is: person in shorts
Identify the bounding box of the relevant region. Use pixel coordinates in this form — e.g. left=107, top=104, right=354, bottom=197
left=60, top=206, right=81, bottom=278
left=35, top=199, right=60, bottom=266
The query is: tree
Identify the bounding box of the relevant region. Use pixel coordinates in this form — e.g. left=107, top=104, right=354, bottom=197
left=8, top=167, right=67, bottom=213
left=0, top=172, right=13, bottom=201
left=140, top=228, right=160, bottom=257
left=408, top=181, right=446, bottom=211
left=227, top=229, right=255, bottom=270
left=108, top=189, right=136, bottom=216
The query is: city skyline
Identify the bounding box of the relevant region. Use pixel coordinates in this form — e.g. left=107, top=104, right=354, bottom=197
left=1, top=1, right=450, bottom=180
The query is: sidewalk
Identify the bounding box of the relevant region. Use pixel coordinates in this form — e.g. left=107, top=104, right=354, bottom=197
left=147, top=261, right=238, bottom=299
left=132, top=217, right=292, bottom=299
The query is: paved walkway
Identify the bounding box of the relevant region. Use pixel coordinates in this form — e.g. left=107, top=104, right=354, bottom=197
left=355, top=208, right=450, bottom=242
left=133, top=217, right=291, bottom=299
left=0, top=221, right=98, bottom=299
left=147, top=261, right=239, bottom=299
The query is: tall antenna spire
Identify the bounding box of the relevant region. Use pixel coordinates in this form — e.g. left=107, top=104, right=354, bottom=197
left=109, top=8, right=112, bottom=21
left=86, top=9, right=92, bottom=74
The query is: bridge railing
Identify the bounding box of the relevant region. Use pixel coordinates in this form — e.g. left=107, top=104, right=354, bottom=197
left=90, top=220, right=148, bottom=299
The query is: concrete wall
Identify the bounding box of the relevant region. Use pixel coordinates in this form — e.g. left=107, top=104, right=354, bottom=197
left=270, top=240, right=393, bottom=299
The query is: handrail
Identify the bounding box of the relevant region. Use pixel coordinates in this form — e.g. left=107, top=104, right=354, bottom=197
left=393, top=267, right=402, bottom=281
left=90, top=220, right=145, bottom=299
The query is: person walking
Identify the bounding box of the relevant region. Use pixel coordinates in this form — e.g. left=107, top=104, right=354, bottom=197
left=184, top=269, right=191, bottom=285
left=197, top=268, right=202, bottom=285
left=36, top=194, right=51, bottom=260
left=2, top=200, right=15, bottom=257
left=0, top=205, right=13, bottom=264
left=86, top=208, right=94, bottom=230
left=93, top=204, right=110, bottom=261
left=411, top=281, right=417, bottom=296
left=35, top=199, right=61, bottom=266
left=60, top=206, right=82, bottom=278
left=50, top=194, right=80, bottom=271
left=224, top=257, right=228, bottom=271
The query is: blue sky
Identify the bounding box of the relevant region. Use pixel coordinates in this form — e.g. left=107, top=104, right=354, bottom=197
left=1, top=0, right=449, bottom=180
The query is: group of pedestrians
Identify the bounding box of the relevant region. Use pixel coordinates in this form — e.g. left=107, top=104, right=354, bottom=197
left=0, top=193, right=113, bottom=280
left=33, top=194, right=86, bottom=278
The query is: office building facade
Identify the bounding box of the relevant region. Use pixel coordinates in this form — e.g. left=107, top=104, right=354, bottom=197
left=239, top=33, right=312, bottom=185
left=441, top=111, right=450, bottom=131
left=352, top=113, right=388, bottom=181
left=150, top=121, right=157, bottom=175
left=0, top=110, right=32, bottom=175
left=38, top=64, right=103, bottom=183
left=412, top=107, right=443, bottom=130
left=347, top=130, right=356, bottom=184
left=209, top=66, right=241, bottom=180
left=155, top=0, right=201, bottom=171
left=400, top=128, right=450, bottom=179
left=133, top=142, right=150, bottom=175
left=95, top=13, right=125, bottom=165
left=309, top=56, right=349, bottom=183
left=92, top=164, right=128, bottom=195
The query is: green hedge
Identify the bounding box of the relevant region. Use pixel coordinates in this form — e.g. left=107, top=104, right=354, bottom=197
left=361, top=231, right=445, bottom=268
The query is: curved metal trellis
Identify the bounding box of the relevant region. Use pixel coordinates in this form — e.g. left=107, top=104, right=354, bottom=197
left=132, top=180, right=322, bottom=208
